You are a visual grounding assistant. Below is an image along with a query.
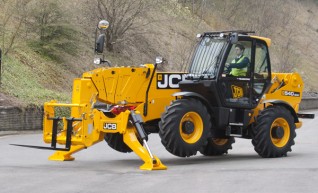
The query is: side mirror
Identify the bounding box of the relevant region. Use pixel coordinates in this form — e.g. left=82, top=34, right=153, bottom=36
left=98, top=20, right=109, bottom=30
left=95, top=34, right=105, bottom=54
left=94, top=20, right=109, bottom=54
left=230, top=33, right=238, bottom=44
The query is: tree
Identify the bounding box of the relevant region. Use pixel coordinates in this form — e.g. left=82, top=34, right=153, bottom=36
left=0, top=0, right=31, bottom=55
left=94, top=0, right=153, bottom=52
left=26, top=0, right=79, bottom=60
left=29, top=1, right=63, bottom=41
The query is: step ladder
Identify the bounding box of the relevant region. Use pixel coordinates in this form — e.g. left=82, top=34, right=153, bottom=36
left=226, top=122, right=243, bottom=137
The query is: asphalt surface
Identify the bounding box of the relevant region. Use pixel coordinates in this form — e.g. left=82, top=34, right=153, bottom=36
left=0, top=109, right=317, bottom=193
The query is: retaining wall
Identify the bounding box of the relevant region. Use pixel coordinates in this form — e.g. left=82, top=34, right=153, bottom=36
left=0, top=98, right=317, bottom=131
left=0, top=106, right=43, bottom=131
left=299, top=97, right=318, bottom=110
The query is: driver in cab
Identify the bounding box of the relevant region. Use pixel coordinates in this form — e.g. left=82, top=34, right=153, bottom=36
left=226, top=44, right=250, bottom=76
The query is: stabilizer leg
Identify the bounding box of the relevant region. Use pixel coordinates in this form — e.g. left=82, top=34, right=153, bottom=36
left=123, top=127, right=167, bottom=170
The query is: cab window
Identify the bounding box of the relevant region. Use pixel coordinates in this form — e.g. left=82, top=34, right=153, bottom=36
left=253, top=42, right=270, bottom=98
left=222, top=41, right=252, bottom=77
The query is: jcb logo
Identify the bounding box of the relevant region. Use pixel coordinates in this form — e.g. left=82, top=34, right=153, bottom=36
left=104, top=123, right=117, bottom=130
left=157, top=73, right=186, bottom=89
left=231, top=85, right=243, bottom=98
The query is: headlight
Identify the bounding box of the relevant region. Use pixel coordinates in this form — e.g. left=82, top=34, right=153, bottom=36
left=94, top=58, right=101, bottom=65
left=155, top=56, right=163, bottom=64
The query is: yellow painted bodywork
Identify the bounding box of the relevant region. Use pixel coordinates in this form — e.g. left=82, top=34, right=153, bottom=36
left=251, top=72, right=304, bottom=128
left=43, top=64, right=177, bottom=170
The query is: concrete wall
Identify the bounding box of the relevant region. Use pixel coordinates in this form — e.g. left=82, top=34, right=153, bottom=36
left=299, top=97, right=318, bottom=110
left=0, top=106, right=43, bottom=131
left=0, top=98, right=317, bottom=131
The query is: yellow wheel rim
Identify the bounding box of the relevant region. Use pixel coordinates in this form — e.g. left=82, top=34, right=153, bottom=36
left=212, top=138, right=228, bottom=146
left=179, top=112, right=203, bottom=144
left=270, top=118, right=290, bottom=148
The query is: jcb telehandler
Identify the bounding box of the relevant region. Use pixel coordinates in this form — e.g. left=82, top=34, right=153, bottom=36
left=14, top=20, right=314, bottom=170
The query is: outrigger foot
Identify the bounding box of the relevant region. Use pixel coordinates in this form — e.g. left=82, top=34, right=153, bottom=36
left=139, top=156, right=167, bottom=170
left=49, top=145, right=86, bottom=161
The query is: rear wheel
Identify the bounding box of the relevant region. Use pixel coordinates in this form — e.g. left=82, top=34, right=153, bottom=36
left=159, top=98, right=211, bottom=157
left=104, top=133, right=132, bottom=153
left=252, top=106, right=296, bottom=157
left=200, top=137, right=235, bottom=156
left=104, top=122, right=143, bottom=153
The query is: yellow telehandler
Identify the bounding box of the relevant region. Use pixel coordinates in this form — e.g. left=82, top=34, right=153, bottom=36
left=13, top=20, right=314, bottom=170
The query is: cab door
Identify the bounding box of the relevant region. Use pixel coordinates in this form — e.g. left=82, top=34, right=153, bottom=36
left=217, top=37, right=271, bottom=109
left=252, top=40, right=272, bottom=106
left=218, top=37, right=254, bottom=108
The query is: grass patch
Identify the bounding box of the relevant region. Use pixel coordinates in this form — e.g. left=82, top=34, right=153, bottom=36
left=1, top=55, right=71, bottom=106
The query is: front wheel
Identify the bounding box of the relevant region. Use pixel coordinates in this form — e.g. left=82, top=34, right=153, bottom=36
left=159, top=98, right=211, bottom=157
left=252, top=106, right=296, bottom=158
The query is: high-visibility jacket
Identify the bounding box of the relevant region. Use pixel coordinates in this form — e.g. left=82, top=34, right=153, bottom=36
left=230, top=55, right=249, bottom=76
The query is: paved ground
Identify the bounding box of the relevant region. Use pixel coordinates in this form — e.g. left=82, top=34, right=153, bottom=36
left=0, top=110, right=317, bottom=193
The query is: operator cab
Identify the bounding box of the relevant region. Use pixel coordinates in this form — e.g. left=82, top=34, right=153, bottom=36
left=181, top=31, right=272, bottom=109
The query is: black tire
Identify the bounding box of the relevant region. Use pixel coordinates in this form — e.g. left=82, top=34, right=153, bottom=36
left=200, top=137, right=235, bottom=156
left=159, top=98, right=211, bottom=157
left=252, top=105, right=296, bottom=158
left=104, top=133, right=132, bottom=153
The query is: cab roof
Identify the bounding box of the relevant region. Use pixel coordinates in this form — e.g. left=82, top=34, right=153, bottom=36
left=202, top=31, right=271, bottom=47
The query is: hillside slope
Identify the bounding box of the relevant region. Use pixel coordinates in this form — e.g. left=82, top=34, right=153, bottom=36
left=0, top=0, right=317, bottom=107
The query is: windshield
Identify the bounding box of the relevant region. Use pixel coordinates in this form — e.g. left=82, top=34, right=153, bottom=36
left=188, top=37, right=227, bottom=79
